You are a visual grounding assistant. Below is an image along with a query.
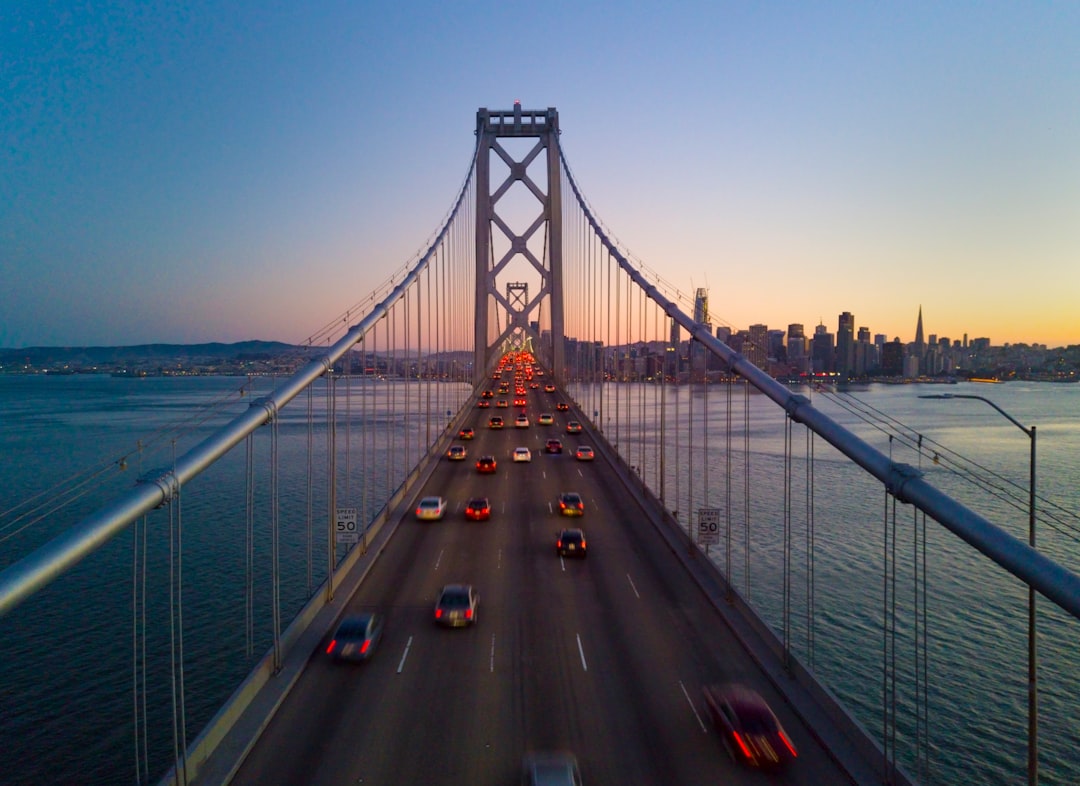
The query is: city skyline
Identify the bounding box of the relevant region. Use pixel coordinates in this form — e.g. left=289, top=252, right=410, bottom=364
left=3, top=3, right=1078, bottom=349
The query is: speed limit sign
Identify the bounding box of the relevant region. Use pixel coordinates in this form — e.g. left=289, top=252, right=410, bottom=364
left=335, top=507, right=359, bottom=545
left=697, top=508, right=720, bottom=546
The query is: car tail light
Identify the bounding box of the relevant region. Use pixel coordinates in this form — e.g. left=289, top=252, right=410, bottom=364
left=580, top=538, right=586, bottom=548
left=778, top=730, right=797, bottom=757
left=435, top=609, right=443, bottom=619
left=360, top=639, right=371, bottom=654
left=464, top=608, right=473, bottom=619
left=556, top=539, right=563, bottom=548
left=326, top=639, right=338, bottom=654
left=732, top=731, right=753, bottom=759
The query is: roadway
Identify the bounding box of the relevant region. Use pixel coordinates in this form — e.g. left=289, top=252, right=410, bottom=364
left=230, top=382, right=855, bottom=785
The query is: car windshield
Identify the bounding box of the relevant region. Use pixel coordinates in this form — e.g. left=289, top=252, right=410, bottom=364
left=440, top=592, right=470, bottom=608
left=336, top=617, right=371, bottom=638
left=468, top=498, right=487, bottom=508
left=419, top=499, right=440, bottom=508
left=561, top=532, right=582, bottom=543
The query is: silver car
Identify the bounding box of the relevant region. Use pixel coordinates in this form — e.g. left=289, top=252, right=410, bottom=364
left=326, top=612, right=384, bottom=662
left=521, top=752, right=582, bottom=785
left=434, top=584, right=478, bottom=627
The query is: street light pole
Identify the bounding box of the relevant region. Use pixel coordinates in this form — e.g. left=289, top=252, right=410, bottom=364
left=920, top=393, right=1037, bottom=785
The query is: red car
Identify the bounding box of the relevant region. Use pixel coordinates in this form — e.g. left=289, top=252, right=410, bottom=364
left=702, top=683, right=797, bottom=768
left=458, top=427, right=475, bottom=440
left=476, top=455, right=497, bottom=474
left=465, top=497, right=491, bottom=521
left=556, top=402, right=569, bottom=412
left=545, top=438, right=563, bottom=454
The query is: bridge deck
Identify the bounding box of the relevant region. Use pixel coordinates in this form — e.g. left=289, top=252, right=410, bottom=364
left=187, top=392, right=899, bottom=786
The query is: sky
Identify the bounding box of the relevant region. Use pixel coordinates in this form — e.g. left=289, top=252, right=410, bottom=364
left=2, top=1, right=1078, bottom=349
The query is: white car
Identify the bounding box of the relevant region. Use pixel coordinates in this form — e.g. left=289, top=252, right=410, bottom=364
left=415, top=496, right=447, bottom=521
left=515, top=414, right=530, bottom=428
left=513, top=447, right=532, bottom=462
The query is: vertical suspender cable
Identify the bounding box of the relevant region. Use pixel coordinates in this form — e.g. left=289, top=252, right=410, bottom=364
left=245, top=433, right=256, bottom=652
left=743, top=379, right=751, bottom=597
left=725, top=370, right=733, bottom=599
left=305, top=383, right=313, bottom=596
left=783, top=415, right=793, bottom=669
left=345, top=314, right=352, bottom=512
left=806, top=426, right=816, bottom=668
left=271, top=412, right=282, bottom=667
left=688, top=339, right=694, bottom=547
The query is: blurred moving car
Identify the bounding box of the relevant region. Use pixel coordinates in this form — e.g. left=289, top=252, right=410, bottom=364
left=326, top=612, right=384, bottom=662
left=447, top=445, right=467, bottom=461
left=481, top=390, right=494, bottom=398
left=465, top=497, right=491, bottom=521
left=476, top=455, right=497, bottom=474
left=558, top=492, right=584, bottom=516
left=514, top=396, right=527, bottom=407
left=513, top=447, right=532, bottom=462
left=515, top=414, right=530, bottom=428
left=415, top=496, right=447, bottom=521
left=458, top=427, right=475, bottom=440
left=434, top=584, right=478, bottom=627
left=574, top=446, right=594, bottom=461
left=521, top=752, right=582, bottom=785
left=556, top=402, right=570, bottom=412
left=555, top=528, right=587, bottom=558
left=538, top=413, right=554, bottom=425
left=544, top=384, right=557, bottom=393
left=702, top=683, right=798, bottom=768
left=565, top=420, right=582, bottom=434
left=477, top=399, right=490, bottom=408
left=496, top=399, right=509, bottom=408
left=545, top=438, right=563, bottom=454
left=488, top=416, right=505, bottom=429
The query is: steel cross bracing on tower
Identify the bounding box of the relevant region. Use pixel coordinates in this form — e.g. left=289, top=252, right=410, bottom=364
left=473, top=104, right=564, bottom=384
left=502, top=281, right=535, bottom=355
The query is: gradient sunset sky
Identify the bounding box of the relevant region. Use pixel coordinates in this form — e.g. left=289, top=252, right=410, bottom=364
left=3, top=2, right=1078, bottom=349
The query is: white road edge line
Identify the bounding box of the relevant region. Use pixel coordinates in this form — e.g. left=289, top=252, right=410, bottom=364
left=680, top=680, right=707, bottom=732
left=576, top=633, right=588, bottom=672
left=626, top=573, right=640, bottom=598
left=490, top=634, right=496, bottom=672
left=397, top=636, right=413, bottom=674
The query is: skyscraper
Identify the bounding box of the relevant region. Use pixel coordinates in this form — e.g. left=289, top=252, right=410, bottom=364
left=837, top=311, right=855, bottom=378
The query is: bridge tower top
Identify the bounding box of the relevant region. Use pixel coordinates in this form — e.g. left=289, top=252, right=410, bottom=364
left=473, top=104, right=564, bottom=384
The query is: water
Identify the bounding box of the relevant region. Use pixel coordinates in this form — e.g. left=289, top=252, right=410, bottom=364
left=1, top=375, right=1078, bottom=784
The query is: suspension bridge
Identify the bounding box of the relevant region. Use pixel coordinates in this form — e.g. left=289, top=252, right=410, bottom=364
left=2, top=105, right=1078, bottom=785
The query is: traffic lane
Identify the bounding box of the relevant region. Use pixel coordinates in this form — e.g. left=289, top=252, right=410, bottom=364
left=552, top=431, right=854, bottom=784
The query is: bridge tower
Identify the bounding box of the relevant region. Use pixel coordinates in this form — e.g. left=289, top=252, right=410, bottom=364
left=473, top=104, right=564, bottom=384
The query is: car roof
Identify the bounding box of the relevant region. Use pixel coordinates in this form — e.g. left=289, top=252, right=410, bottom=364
left=419, top=496, right=442, bottom=504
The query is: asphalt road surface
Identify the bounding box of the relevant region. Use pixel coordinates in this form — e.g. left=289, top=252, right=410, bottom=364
left=231, top=387, right=854, bottom=786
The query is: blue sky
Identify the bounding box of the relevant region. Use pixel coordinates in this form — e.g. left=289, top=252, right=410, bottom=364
left=2, top=1, right=1078, bottom=348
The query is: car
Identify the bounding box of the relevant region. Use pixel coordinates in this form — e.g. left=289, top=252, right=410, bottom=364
left=477, top=399, right=490, bottom=408
left=513, top=446, right=532, bottom=462
left=434, top=584, right=478, bottom=627
left=544, top=384, right=557, bottom=393
left=521, top=752, right=582, bottom=786
left=529, top=382, right=539, bottom=389
left=538, top=413, right=554, bottom=425
left=326, top=612, right=384, bottom=662
left=575, top=446, right=595, bottom=461
left=496, top=399, right=509, bottom=408
left=515, top=414, right=530, bottom=428
left=702, top=683, right=798, bottom=768
left=476, top=455, right=497, bottom=474
left=481, top=389, right=494, bottom=399
left=565, top=420, right=582, bottom=434
left=465, top=497, right=491, bottom=521
left=415, top=496, right=447, bottom=521
left=514, top=396, right=527, bottom=407
left=556, top=402, right=570, bottom=411
left=458, top=427, right=475, bottom=440
left=447, top=445, right=467, bottom=461
left=489, top=416, right=505, bottom=429
left=555, top=528, right=587, bottom=558
left=545, top=438, right=563, bottom=454
left=558, top=492, right=584, bottom=516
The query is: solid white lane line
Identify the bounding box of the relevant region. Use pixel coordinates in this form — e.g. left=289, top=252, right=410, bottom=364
left=626, top=573, right=640, bottom=598
left=397, top=636, right=413, bottom=674
left=490, top=634, right=496, bottom=672
left=680, top=680, right=708, bottom=732
left=434, top=548, right=444, bottom=570
left=576, top=633, right=588, bottom=672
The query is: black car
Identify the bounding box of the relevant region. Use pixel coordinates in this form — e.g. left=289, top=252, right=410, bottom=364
left=326, top=612, right=384, bottom=662
left=556, top=528, right=587, bottom=558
